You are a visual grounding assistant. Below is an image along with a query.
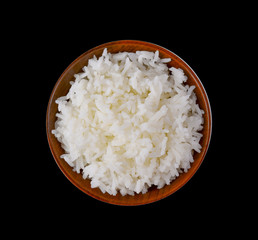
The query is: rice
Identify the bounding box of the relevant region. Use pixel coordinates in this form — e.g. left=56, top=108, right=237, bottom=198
left=52, top=48, right=204, bottom=196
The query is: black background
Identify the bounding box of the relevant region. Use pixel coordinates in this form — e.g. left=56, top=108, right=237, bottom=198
left=11, top=3, right=249, bottom=234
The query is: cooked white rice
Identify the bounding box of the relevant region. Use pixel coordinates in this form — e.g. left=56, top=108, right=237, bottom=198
left=52, top=48, right=204, bottom=196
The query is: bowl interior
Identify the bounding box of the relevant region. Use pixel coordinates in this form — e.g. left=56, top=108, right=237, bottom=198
left=46, top=40, right=212, bottom=206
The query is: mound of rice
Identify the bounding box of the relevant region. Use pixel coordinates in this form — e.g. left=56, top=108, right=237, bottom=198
left=52, top=48, right=204, bottom=196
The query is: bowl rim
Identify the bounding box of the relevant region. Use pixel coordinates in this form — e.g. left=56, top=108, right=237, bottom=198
left=46, top=40, right=212, bottom=205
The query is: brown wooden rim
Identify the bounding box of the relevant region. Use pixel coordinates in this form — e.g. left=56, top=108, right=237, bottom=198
left=46, top=40, right=212, bottom=205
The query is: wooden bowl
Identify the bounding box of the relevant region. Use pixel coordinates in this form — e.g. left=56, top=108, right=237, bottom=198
left=46, top=40, right=212, bottom=206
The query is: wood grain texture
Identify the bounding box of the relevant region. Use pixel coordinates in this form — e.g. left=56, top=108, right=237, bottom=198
left=46, top=40, right=212, bottom=206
